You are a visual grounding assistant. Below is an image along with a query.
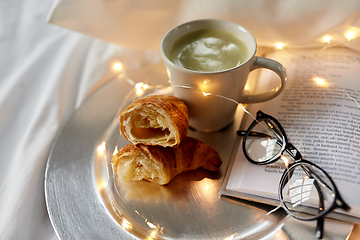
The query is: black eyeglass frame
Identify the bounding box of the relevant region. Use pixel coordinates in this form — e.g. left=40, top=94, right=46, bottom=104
left=237, top=110, right=350, bottom=228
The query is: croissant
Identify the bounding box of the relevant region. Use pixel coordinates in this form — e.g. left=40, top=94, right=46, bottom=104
left=112, top=137, right=222, bottom=185
left=120, top=95, right=188, bottom=147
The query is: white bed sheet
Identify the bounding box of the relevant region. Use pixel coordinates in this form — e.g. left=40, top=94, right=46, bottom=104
left=0, top=0, right=160, bottom=239
left=48, top=0, right=360, bottom=50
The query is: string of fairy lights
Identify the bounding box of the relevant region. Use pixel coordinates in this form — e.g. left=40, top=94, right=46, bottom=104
left=108, top=24, right=360, bottom=161
left=275, top=27, right=359, bottom=50
left=108, top=27, right=360, bottom=167
left=111, top=26, right=360, bottom=97
left=101, top=26, right=360, bottom=240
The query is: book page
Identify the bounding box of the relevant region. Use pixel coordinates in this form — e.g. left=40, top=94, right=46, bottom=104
left=224, top=47, right=360, bottom=218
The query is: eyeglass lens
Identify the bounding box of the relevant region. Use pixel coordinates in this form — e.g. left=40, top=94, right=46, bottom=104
left=280, top=162, right=336, bottom=219
left=244, top=119, right=284, bottom=164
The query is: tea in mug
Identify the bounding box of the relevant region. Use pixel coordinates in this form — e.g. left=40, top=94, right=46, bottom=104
left=169, top=29, right=249, bottom=72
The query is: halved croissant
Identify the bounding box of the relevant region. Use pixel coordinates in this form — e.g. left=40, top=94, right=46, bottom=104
left=120, top=95, right=188, bottom=147
left=112, top=137, right=222, bottom=185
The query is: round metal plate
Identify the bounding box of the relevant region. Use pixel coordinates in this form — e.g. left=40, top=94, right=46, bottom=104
left=45, top=62, right=354, bottom=240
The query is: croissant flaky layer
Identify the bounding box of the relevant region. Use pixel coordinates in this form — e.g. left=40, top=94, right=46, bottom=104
left=112, top=137, right=222, bottom=185
left=120, top=95, right=189, bottom=147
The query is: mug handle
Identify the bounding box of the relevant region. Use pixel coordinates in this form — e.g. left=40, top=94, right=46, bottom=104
left=239, top=56, right=287, bottom=103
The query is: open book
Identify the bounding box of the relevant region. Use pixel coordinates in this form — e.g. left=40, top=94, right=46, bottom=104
left=220, top=46, right=360, bottom=222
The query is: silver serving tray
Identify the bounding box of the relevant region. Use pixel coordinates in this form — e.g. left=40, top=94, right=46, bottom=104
left=45, top=62, right=355, bottom=239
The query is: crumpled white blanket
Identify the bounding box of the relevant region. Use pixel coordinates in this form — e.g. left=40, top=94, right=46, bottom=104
left=48, top=0, right=360, bottom=50
left=0, top=0, right=159, bottom=239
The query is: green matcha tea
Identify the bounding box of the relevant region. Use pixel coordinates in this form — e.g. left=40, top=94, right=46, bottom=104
left=169, top=29, right=249, bottom=72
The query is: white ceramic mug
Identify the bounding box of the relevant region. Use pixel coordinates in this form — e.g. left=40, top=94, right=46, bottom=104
left=161, top=19, right=287, bottom=132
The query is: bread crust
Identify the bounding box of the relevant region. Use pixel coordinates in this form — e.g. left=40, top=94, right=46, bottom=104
left=112, top=137, right=222, bottom=185
left=120, top=95, right=189, bottom=147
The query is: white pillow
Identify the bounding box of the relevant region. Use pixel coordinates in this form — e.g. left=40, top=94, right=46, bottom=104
left=48, top=0, right=360, bottom=50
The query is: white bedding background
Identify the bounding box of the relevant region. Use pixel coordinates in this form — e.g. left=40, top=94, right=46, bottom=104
left=0, top=0, right=159, bottom=239
left=1, top=0, right=360, bottom=239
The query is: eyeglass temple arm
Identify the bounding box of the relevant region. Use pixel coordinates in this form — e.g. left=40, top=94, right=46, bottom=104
left=236, top=130, right=247, bottom=136
left=315, top=216, right=324, bottom=239
left=241, top=119, right=284, bottom=141
left=237, top=118, right=284, bottom=143
left=237, top=130, right=282, bottom=140
left=314, top=180, right=325, bottom=239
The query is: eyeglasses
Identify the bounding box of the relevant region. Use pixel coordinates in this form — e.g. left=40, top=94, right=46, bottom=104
left=237, top=110, right=350, bottom=239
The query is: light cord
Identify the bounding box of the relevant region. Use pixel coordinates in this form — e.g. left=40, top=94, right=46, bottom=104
left=172, top=84, right=257, bottom=121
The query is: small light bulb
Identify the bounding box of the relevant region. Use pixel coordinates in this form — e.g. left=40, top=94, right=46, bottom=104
left=346, top=31, right=356, bottom=41
left=276, top=43, right=284, bottom=49
left=113, top=62, right=123, bottom=71
left=136, top=88, right=143, bottom=95
left=322, top=35, right=332, bottom=43
left=135, top=82, right=144, bottom=89
left=143, top=84, right=149, bottom=90
left=314, top=77, right=325, bottom=85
